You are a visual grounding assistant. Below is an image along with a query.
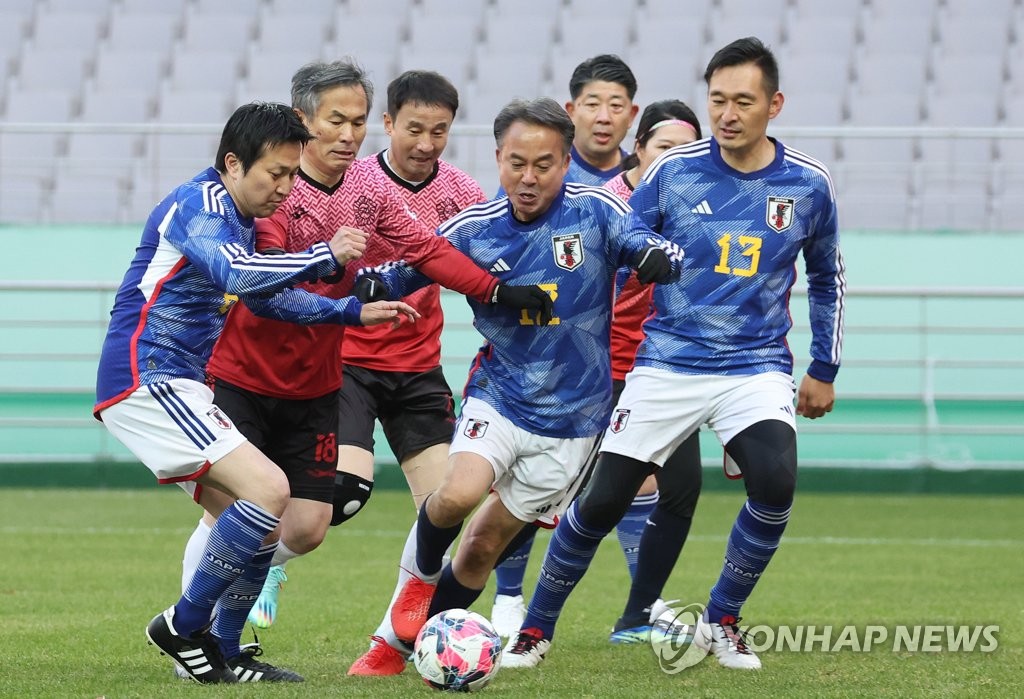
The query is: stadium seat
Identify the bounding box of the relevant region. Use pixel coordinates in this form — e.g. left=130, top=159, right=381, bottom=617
left=557, top=16, right=632, bottom=59
left=791, top=0, right=864, bottom=21
left=781, top=17, right=859, bottom=57
left=92, top=47, right=167, bottom=93
left=857, top=14, right=934, bottom=57
left=929, top=54, right=1006, bottom=98
left=777, top=51, right=852, bottom=97
left=933, top=17, right=1010, bottom=58
left=179, top=10, right=255, bottom=54
left=14, top=46, right=93, bottom=91
left=480, top=15, right=557, bottom=55
left=639, top=0, right=711, bottom=23
left=852, top=52, right=929, bottom=101
left=105, top=12, right=181, bottom=52
left=267, top=0, right=338, bottom=18
left=167, top=50, right=243, bottom=92
left=489, top=0, right=564, bottom=22
left=254, top=13, right=330, bottom=53
left=626, top=49, right=702, bottom=108
left=471, top=49, right=547, bottom=97
left=403, top=15, right=479, bottom=55
left=332, top=8, right=408, bottom=57
left=0, top=12, right=28, bottom=79
left=31, top=10, right=106, bottom=51
left=397, top=48, right=474, bottom=87
left=242, top=46, right=320, bottom=97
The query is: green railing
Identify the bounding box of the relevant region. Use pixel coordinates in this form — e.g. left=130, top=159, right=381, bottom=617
left=0, top=281, right=1021, bottom=471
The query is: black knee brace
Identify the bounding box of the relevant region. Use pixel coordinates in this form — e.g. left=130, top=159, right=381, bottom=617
left=330, top=472, right=374, bottom=526
left=724, top=420, right=798, bottom=507
left=576, top=453, right=654, bottom=531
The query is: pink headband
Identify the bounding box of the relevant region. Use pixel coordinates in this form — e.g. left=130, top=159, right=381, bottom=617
left=647, top=119, right=698, bottom=136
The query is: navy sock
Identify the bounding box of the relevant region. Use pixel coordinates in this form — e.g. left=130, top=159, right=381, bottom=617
left=494, top=527, right=537, bottom=597
left=615, top=490, right=659, bottom=579
left=415, top=499, right=462, bottom=579
left=706, top=499, right=791, bottom=621
left=520, top=501, right=612, bottom=640
left=622, top=505, right=692, bottom=620
left=213, top=541, right=276, bottom=659
left=426, top=563, right=485, bottom=619
left=174, top=500, right=279, bottom=636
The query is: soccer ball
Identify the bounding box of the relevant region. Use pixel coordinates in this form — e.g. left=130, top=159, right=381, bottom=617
left=413, top=609, right=502, bottom=692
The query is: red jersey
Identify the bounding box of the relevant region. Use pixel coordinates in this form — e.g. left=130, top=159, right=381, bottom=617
left=206, top=163, right=496, bottom=399
left=343, top=152, right=486, bottom=372
left=604, top=172, right=655, bottom=381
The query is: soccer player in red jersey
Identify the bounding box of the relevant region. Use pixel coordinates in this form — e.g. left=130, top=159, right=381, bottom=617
left=335, top=71, right=492, bottom=676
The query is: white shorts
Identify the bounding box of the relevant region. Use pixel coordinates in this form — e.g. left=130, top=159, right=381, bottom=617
left=99, top=378, right=247, bottom=487
left=450, top=397, right=599, bottom=524
left=601, top=367, right=797, bottom=476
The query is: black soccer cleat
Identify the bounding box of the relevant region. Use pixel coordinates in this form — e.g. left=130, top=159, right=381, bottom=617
left=228, top=643, right=305, bottom=682
left=145, top=607, right=238, bottom=684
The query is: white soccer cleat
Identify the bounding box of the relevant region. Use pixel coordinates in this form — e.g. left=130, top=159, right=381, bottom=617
left=648, top=598, right=679, bottom=624
left=501, top=627, right=550, bottom=669
left=490, top=593, right=526, bottom=638
left=694, top=614, right=762, bottom=670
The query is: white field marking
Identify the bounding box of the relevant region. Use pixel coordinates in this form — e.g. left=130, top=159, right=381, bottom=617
left=0, top=527, right=1019, bottom=548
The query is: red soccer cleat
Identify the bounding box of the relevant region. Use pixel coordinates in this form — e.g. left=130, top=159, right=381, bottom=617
left=347, top=636, right=406, bottom=676
left=389, top=577, right=437, bottom=644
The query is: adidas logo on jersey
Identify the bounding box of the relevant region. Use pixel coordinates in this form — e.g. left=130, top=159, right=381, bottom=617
left=490, top=258, right=511, bottom=272
left=691, top=200, right=713, bottom=215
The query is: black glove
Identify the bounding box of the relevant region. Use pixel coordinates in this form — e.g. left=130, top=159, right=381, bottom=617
left=353, top=273, right=388, bottom=303
left=494, top=284, right=554, bottom=325
left=634, top=244, right=671, bottom=284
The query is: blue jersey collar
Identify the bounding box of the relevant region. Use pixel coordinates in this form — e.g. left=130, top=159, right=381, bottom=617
left=709, top=137, right=784, bottom=179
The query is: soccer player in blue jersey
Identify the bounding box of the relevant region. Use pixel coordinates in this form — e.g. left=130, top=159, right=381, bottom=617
left=93, top=102, right=418, bottom=684
left=503, top=36, right=846, bottom=671
left=490, top=53, right=651, bottom=638
left=358, top=97, right=683, bottom=647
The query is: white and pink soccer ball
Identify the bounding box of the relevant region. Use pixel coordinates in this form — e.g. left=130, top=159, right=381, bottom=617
left=413, top=609, right=502, bottom=692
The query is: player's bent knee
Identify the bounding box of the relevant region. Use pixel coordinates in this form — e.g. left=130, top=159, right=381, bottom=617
left=330, top=472, right=374, bottom=526
left=576, top=453, right=652, bottom=531
left=726, top=420, right=798, bottom=507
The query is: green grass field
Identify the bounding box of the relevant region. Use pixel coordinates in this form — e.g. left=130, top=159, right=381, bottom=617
left=1, top=488, right=1020, bottom=698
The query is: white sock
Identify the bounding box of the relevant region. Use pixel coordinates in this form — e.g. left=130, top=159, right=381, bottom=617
left=181, top=517, right=212, bottom=593
left=271, top=540, right=302, bottom=568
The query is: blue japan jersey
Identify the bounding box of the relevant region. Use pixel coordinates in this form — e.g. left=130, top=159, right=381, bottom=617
left=371, top=183, right=682, bottom=438
left=630, top=138, right=845, bottom=381
left=95, top=168, right=359, bottom=411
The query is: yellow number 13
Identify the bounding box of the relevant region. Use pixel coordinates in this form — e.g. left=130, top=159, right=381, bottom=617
left=520, top=283, right=560, bottom=326
left=714, top=234, right=762, bottom=277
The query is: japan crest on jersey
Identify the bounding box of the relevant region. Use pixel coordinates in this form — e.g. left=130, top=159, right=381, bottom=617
left=766, top=196, right=795, bottom=232
left=463, top=418, right=489, bottom=439
left=207, top=406, right=232, bottom=430
left=610, top=408, right=630, bottom=433
left=552, top=232, right=584, bottom=271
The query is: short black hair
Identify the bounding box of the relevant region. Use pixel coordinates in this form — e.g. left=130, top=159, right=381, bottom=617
left=387, top=70, right=460, bottom=119
left=569, top=54, right=637, bottom=100
left=621, top=99, right=702, bottom=170
left=494, top=97, right=575, bottom=155
left=215, top=102, right=311, bottom=173
left=703, top=36, right=780, bottom=96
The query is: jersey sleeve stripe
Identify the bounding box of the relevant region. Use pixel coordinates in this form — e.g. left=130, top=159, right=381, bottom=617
left=564, top=182, right=633, bottom=215
left=642, top=139, right=712, bottom=184
left=783, top=148, right=837, bottom=201
left=438, top=198, right=506, bottom=237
